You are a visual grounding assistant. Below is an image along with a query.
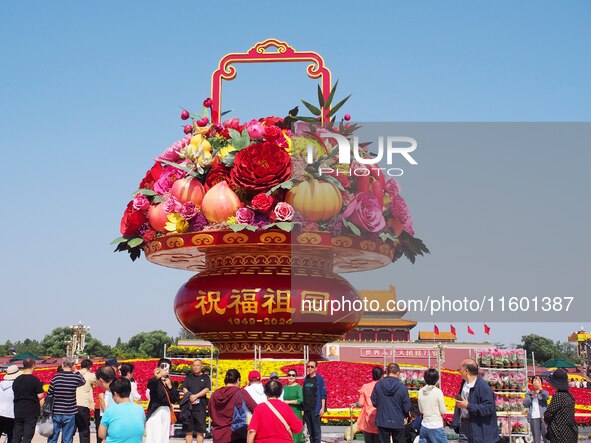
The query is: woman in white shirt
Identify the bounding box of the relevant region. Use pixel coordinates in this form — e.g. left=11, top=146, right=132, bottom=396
left=417, top=368, right=447, bottom=443
left=523, top=375, right=549, bottom=443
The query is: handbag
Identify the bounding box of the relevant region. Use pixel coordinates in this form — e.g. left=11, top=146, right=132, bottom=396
left=37, top=414, right=54, bottom=437
left=42, top=394, right=54, bottom=416
left=163, top=383, right=177, bottom=425
left=231, top=390, right=248, bottom=437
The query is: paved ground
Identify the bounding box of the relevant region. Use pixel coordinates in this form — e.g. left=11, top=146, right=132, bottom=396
left=23, top=426, right=591, bottom=442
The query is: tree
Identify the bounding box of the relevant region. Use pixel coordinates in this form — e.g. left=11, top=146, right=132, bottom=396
left=40, top=327, right=110, bottom=357
left=15, top=339, right=44, bottom=356
left=124, top=330, right=174, bottom=358
left=520, top=334, right=578, bottom=364
left=84, top=338, right=112, bottom=358
left=177, top=327, right=196, bottom=341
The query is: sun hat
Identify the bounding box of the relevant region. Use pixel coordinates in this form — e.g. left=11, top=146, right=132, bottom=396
left=269, top=371, right=279, bottom=380
left=548, top=368, right=569, bottom=391
left=248, top=370, right=261, bottom=381
left=4, top=365, right=22, bottom=381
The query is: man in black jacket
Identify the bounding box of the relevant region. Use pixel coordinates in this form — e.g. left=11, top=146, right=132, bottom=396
left=371, top=363, right=411, bottom=443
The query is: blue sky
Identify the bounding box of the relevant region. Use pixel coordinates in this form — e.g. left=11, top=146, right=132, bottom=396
left=0, top=1, right=589, bottom=348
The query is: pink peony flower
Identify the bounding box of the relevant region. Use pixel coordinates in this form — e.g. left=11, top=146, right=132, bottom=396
left=156, top=135, right=191, bottom=162
left=236, top=207, right=255, bottom=224
left=389, top=194, right=410, bottom=224
left=385, top=178, right=400, bottom=197
left=180, top=201, right=198, bottom=220
left=132, top=194, right=150, bottom=211
left=153, top=167, right=184, bottom=195
left=273, top=202, right=294, bottom=221
left=343, top=192, right=386, bottom=233
left=163, top=195, right=182, bottom=214
left=246, top=119, right=265, bottom=139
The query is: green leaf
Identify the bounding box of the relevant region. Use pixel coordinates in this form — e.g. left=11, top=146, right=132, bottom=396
left=301, top=100, right=321, bottom=116
left=128, top=237, right=144, bottom=248
left=320, top=175, right=344, bottom=192
left=221, top=154, right=235, bottom=167
left=266, top=180, right=294, bottom=196
left=295, top=116, right=319, bottom=123
left=327, top=94, right=352, bottom=118
left=160, top=160, right=198, bottom=178
left=228, top=128, right=242, bottom=140
left=134, top=188, right=158, bottom=197
left=228, top=223, right=247, bottom=232
left=324, top=79, right=339, bottom=109
left=221, top=110, right=233, bottom=117
left=245, top=224, right=258, bottom=232
left=317, top=84, right=325, bottom=108
left=153, top=195, right=164, bottom=204
left=379, top=232, right=398, bottom=243
left=275, top=222, right=294, bottom=232
left=110, top=237, right=127, bottom=245
left=343, top=219, right=361, bottom=236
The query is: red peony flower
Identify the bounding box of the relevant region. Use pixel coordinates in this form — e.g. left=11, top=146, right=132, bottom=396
left=139, top=162, right=164, bottom=190
left=231, top=142, right=291, bottom=193
left=251, top=193, right=274, bottom=213
left=120, top=201, right=148, bottom=237
left=205, top=157, right=232, bottom=191
left=259, top=116, right=283, bottom=127
left=264, top=125, right=282, bottom=141
left=219, top=118, right=245, bottom=138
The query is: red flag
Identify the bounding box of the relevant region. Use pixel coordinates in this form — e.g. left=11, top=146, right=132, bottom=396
left=450, top=324, right=457, bottom=336
left=467, top=325, right=475, bottom=335
left=484, top=324, right=491, bottom=335
left=434, top=324, right=439, bottom=335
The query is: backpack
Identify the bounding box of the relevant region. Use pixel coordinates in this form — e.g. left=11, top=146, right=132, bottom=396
left=231, top=389, right=248, bottom=437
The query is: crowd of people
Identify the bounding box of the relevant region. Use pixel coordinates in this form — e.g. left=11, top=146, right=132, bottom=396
left=0, top=356, right=581, bottom=443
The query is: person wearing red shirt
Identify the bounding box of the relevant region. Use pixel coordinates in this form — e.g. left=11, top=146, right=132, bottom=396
left=247, top=380, right=303, bottom=443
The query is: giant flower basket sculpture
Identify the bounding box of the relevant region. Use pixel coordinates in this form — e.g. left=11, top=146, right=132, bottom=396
left=114, top=39, right=429, bottom=359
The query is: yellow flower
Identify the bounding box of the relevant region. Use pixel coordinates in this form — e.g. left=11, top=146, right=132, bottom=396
left=291, top=136, right=325, bottom=161
left=165, top=213, right=189, bottom=233
left=226, top=216, right=237, bottom=224
left=217, top=144, right=236, bottom=159
left=284, top=134, right=292, bottom=153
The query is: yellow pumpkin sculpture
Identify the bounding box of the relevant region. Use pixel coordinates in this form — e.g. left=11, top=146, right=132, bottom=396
left=286, top=178, right=343, bottom=221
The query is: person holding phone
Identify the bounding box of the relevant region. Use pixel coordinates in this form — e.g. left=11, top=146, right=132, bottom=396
left=451, top=359, right=499, bottom=443
left=523, top=375, right=549, bottom=443
left=145, top=359, right=179, bottom=443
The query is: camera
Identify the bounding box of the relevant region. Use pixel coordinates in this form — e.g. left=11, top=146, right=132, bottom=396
left=159, top=363, right=170, bottom=372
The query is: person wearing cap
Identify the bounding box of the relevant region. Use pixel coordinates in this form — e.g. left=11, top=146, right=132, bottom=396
left=0, top=365, right=21, bottom=443
left=244, top=371, right=266, bottom=405
left=451, top=359, right=499, bottom=443
left=105, top=359, right=120, bottom=376
left=268, top=373, right=284, bottom=401
left=12, top=357, right=44, bottom=443
left=544, top=369, right=578, bottom=443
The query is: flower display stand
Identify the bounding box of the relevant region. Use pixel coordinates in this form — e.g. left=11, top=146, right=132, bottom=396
left=115, top=39, right=428, bottom=359
left=477, top=349, right=530, bottom=441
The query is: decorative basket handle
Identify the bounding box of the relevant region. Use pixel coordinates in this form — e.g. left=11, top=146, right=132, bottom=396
left=210, top=39, right=332, bottom=124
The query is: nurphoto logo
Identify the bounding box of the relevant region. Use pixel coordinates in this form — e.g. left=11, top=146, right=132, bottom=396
left=306, top=132, right=419, bottom=177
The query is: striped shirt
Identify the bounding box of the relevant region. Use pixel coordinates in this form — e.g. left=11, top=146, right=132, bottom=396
left=48, top=371, right=86, bottom=415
